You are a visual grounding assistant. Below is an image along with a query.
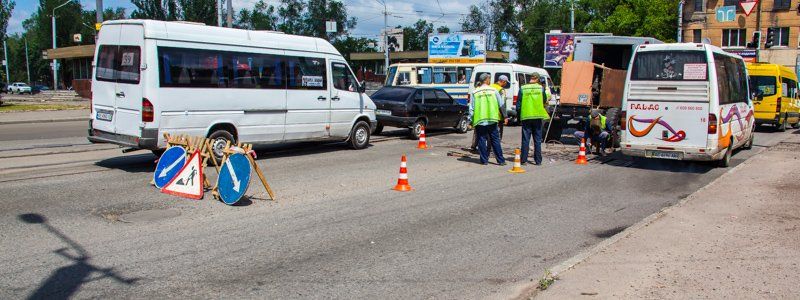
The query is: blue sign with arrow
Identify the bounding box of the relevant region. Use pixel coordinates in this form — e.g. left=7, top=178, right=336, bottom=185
left=154, top=146, right=187, bottom=188
left=218, top=153, right=252, bottom=205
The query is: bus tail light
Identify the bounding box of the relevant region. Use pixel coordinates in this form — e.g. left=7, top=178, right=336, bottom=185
left=708, top=113, right=717, bottom=134
left=142, top=98, right=154, bottom=122
left=513, top=95, right=518, bottom=105
left=776, top=97, right=782, bottom=112
left=620, top=111, right=627, bottom=130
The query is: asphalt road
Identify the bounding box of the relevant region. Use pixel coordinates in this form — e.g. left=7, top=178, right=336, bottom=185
left=0, top=122, right=794, bottom=299
left=0, top=120, right=87, bottom=141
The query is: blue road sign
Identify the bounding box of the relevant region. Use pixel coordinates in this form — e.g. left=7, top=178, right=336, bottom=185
left=154, top=146, right=187, bottom=188
left=716, top=6, right=736, bottom=22
left=501, top=32, right=509, bottom=42
left=218, top=153, right=252, bottom=205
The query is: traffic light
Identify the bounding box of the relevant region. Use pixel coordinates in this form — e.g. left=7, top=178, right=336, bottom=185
left=747, top=31, right=761, bottom=49
left=765, top=28, right=775, bottom=49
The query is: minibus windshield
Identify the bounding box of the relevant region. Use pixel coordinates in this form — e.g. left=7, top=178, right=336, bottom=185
left=631, top=51, right=708, bottom=81
left=750, top=75, right=777, bottom=96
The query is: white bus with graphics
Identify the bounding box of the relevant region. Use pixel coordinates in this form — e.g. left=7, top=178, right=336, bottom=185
left=88, top=20, right=377, bottom=158
left=621, top=43, right=755, bottom=167
left=385, top=63, right=475, bottom=105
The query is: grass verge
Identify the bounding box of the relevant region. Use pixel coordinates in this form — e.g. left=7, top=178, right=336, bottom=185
left=0, top=103, right=88, bottom=112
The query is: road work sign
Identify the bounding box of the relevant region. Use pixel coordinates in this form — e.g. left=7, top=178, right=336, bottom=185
left=154, top=146, right=187, bottom=188
left=162, top=150, right=204, bottom=200
left=217, top=153, right=252, bottom=205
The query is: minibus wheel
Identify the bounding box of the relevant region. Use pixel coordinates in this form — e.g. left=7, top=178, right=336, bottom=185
left=777, top=115, right=787, bottom=132
left=209, top=129, right=235, bottom=160
left=349, top=121, right=371, bottom=150
left=718, top=140, right=732, bottom=168
left=743, top=133, right=754, bottom=150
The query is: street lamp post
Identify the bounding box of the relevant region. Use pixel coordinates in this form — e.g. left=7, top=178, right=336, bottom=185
left=52, top=0, right=73, bottom=91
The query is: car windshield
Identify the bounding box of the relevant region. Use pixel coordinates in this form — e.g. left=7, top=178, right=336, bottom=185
left=749, top=75, right=777, bottom=97
left=631, top=51, right=708, bottom=81
left=371, top=87, right=414, bottom=102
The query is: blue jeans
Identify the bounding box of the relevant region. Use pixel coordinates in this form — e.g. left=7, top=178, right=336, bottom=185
left=574, top=130, right=610, bottom=151
left=476, top=124, right=505, bottom=164
left=521, top=119, right=543, bottom=164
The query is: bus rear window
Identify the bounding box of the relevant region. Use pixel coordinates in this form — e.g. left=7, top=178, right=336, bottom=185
left=750, top=76, right=777, bottom=96
left=631, top=51, right=707, bottom=81
left=96, top=45, right=141, bottom=84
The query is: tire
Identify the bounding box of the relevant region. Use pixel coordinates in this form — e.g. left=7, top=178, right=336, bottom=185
left=349, top=120, right=371, bottom=150
left=409, top=119, right=425, bottom=139
left=373, top=123, right=384, bottom=135
left=792, top=121, right=800, bottom=129
left=455, top=116, right=469, bottom=134
left=742, top=133, right=754, bottom=150
left=777, top=115, right=787, bottom=132
left=718, top=140, right=732, bottom=168
left=208, top=129, right=236, bottom=161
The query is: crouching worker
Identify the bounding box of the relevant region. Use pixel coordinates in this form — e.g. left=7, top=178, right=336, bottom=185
left=574, top=110, right=610, bottom=156
left=468, top=73, right=507, bottom=165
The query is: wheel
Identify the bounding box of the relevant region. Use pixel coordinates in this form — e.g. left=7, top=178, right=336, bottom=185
left=373, top=123, right=384, bottom=135
left=349, top=120, right=371, bottom=149
left=742, top=133, right=754, bottom=150
left=455, top=116, right=469, bottom=134
left=409, top=119, right=425, bottom=139
left=718, top=140, right=732, bottom=168
left=792, top=121, right=800, bottom=129
left=777, top=115, right=787, bottom=132
left=208, top=129, right=236, bottom=161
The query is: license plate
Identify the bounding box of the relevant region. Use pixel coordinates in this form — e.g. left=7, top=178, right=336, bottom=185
left=96, top=109, right=113, bottom=122
left=376, top=109, right=392, bottom=116
left=646, top=150, right=682, bottom=160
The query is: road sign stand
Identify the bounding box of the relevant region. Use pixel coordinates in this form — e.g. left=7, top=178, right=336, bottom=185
left=163, top=133, right=221, bottom=190
left=211, top=141, right=275, bottom=203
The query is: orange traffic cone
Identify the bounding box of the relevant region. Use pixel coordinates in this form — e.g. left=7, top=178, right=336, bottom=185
left=416, top=125, right=429, bottom=149
left=392, top=155, right=413, bottom=191
left=575, top=138, right=588, bottom=165
left=508, top=148, right=526, bottom=173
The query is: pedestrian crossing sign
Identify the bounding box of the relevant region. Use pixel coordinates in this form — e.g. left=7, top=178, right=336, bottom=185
left=161, top=150, right=204, bottom=200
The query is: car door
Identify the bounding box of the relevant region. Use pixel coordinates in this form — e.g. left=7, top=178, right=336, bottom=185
left=91, top=25, right=122, bottom=135
left=284, top=55, right=329, bottom=141
left=113, top=24, right=145, bottom=138
left=421, top=89, right=441, bottom=126
left=434, top=89, right=463, bottom=126
left=329, top=60, right=363, bottom=138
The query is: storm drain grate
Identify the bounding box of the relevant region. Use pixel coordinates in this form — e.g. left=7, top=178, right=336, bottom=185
left=770, top=142, right=800, bottom=152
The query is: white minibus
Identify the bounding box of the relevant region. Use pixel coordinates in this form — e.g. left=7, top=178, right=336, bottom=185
left=385, top=63, right=475, bottom=104
left=621, top=43, right=755, bottom=167
left=88, top=20, right=377, bottom=158
left=467, top=63, right=554, bottom=123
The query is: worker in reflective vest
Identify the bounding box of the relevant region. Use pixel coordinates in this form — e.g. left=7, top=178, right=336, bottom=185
left=516, top=74, right=552, bottom=165
left=468, top=73, right=507, bottom=165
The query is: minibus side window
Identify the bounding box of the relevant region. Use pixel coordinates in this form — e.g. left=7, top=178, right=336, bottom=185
left=714, top=54, right=748, bottom=105
left=781, top=78, right=797, bottom=98
left=417, top=67, right=433, bottom=84
left=286, top=56, right=326, bottom=90
left=332, top=62, right=358, bottom=92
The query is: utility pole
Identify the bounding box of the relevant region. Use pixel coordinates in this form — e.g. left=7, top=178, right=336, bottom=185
left=52, top=0, right=73, bottom=91
left=382, top=0, right=389, bottom=75
left=96, top=0, right=103, bottom=23
left=217, top=0, right=223, bottom=27
left=3, top=40, right=9, bottom=84
left=25, top=38, right=31, bottom=84
left=570, top=0, right=575, bottom=33
left=677, top=0, right=685, bottom=42
left=226, top=0, right=233, bottom=27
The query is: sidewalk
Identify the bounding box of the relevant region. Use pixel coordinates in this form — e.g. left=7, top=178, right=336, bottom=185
left=535, top=134, right=800, bottom=299
left=0, top=109, right=89, bottom=125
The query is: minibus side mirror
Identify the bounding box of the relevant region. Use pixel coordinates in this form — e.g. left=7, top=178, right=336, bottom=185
left=358, top=83, right=366, bottom=93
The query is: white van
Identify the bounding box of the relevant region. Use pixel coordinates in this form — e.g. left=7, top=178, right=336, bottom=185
left=386, top=63, right=476, bottom=105
left=467, top=63, right=554, bottom=122
left=621, top=43, right=755, bottom=167
left=88, top=20, right=377, bottom=158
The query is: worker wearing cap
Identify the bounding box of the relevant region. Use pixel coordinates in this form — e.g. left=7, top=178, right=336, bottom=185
left=490, top=75, right=510, bottom=140
left=468, top=73, right=507, bottom=165
left=574, top=110, right=610, bottom=156
left=516, top=74, right=551, bottom=165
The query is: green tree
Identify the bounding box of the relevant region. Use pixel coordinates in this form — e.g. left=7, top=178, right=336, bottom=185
left=331, top=36, right=375, bottom=64
left=131, top=0, right=178, bottom=21
left=277, top=0, right=304, bottom=34
left=582, top=0, right=677, bottom=42
left=0, top=0, right=14, bottom=38
left=436, top=25, right=450, bottom=34
left=403, top=19, right=433, bottom=51
left=236, top=0, right=278, bottom=30
left=178, top=0, right=217, bottom=25
left=303, top=0, right=355, bottom=40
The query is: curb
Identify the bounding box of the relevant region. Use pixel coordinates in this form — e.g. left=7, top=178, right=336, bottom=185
left=0, top=117, right=89, bottom=125
left=512, top=144, right=772, bottom=300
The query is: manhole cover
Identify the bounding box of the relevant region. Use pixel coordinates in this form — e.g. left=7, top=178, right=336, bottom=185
left=118, top=209, right=181, bottom=223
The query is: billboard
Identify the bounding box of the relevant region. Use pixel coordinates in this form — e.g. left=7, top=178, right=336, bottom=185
left=725, top=49, right=758, bottom=63
left=543, top=33, right=608, bottom=68
left=428, top=33, right=486, bottom=63
left=378, top=28, right=404, bottom=52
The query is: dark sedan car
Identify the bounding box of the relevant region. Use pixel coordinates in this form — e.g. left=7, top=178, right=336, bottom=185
left=372, top=86, right=469, bottom=139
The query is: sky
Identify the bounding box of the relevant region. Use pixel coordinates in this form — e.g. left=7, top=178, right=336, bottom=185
left=7, top=0, right=483, bottom=38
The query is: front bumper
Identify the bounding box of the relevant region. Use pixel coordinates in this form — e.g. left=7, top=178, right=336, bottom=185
left=88, top=121, right=159, bottom=150
left=377, top=115, right=417, bottom=128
